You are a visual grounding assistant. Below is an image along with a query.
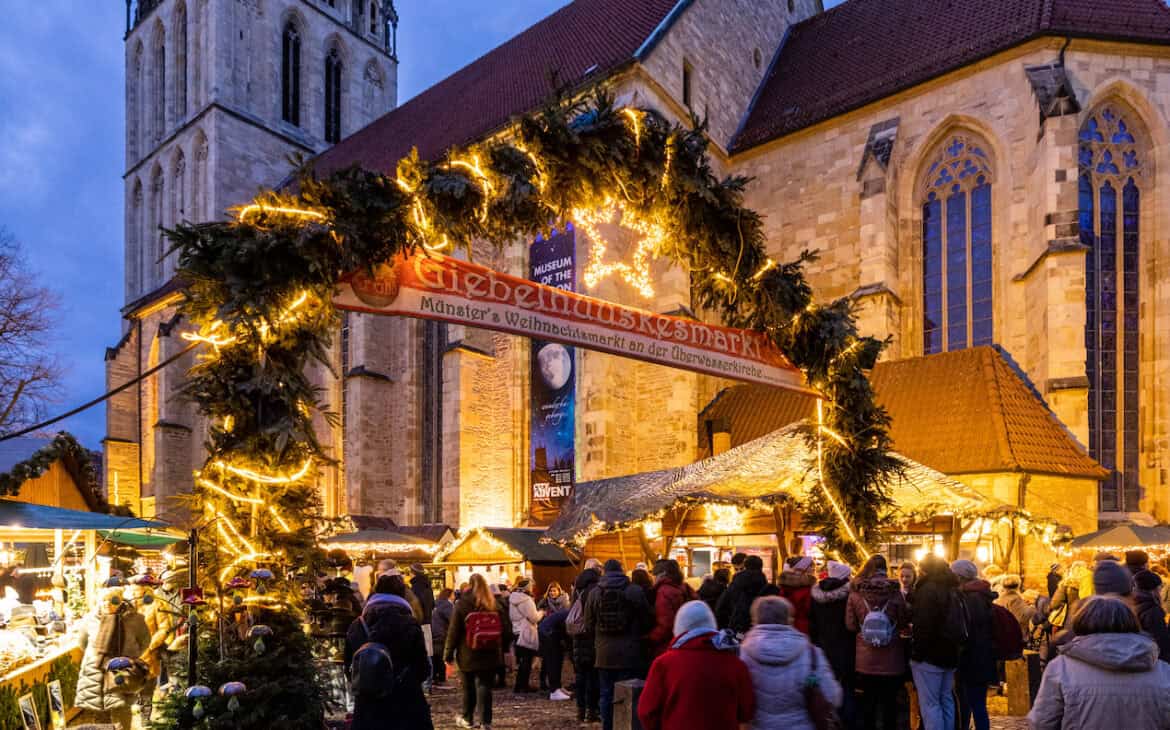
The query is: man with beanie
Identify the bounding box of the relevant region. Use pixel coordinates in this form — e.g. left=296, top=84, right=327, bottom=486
left=809, top=560, right=854, bottom=727
left=716, top=554, right=769, bottom=635
left=637, top=601, right=755, bottom=730
left=1131, top=567, right=1170, bottom=663
left=953, top=560, right=997, bottom=730
left=1093, top=559, right=1134, bottom=600
left=1127, top=550, right=1150, bottom=574
left=584, top=559, right=653, bottom=730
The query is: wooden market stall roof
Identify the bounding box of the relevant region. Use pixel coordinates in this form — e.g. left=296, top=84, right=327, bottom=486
left=436, top=527, right=576, bottom=566
left=321, top=528, right=441, bottom=557
left=545, top=422, right=1062, bottom=548
left=699, top=346, right=1106, bottom=480
left=0, top=433, right=110, bottom=512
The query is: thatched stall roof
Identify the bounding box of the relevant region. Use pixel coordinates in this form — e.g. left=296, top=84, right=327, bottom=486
left=545, top=423, right=1065, bottom=547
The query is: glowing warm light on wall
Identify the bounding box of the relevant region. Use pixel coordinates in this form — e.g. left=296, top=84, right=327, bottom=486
left=574, top=205, right=667, bottom=299
left=975, top=545, right=990, bottom=563
left=705, top=504, right=745, bottom=535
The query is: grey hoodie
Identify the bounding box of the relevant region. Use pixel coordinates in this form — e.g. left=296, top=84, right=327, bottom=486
left=1029, top=633, right=1170, bottom=730
left=740, top=623, right=842, bottom=730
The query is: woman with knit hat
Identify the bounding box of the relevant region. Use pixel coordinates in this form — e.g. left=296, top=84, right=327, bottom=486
left=637, top=600, right=755, bottom=730
left=778, top=555, right=816, bottom=635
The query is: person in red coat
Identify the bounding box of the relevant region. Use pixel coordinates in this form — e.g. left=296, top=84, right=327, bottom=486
left=778, top=555, right=816, bottom=635
left=646, top=559, right=695, bottom=658
left=637, top=600, right=755, bottom=730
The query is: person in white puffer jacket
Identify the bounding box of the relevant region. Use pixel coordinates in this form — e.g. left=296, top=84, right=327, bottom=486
left=508, top=576, right=541, bottom=693
left=740, top=595, right=842, bottom=730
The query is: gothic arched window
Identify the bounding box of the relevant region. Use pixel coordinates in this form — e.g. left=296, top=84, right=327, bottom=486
left=130, top=42, right=144, bottom=160
left=192, top=130, right=208, bottom=221
left=281, top=22, right=301, bottom=126
left=150, top=165, right=165, bottom=286
left=1080, top=106, right=1145, bottom=513
left=920, top=134, right=994, bottom=354
left=324, top=47, right=343, bottom=144
left=130, top=179, right=144, bottom=297
left=152, top=24, right=166, bottom=142
left=174, top=1, right=187, bottom=119
left=369, top=2, right=378, bottom=35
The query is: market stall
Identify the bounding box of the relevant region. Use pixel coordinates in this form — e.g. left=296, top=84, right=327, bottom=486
left=0, top=498, right=174, bottom=714
left=544, top=423, right=1066, bottom=575
left=433, top=527, right=577, bottom=597
left=1062, top=523, right=1170, bottom=560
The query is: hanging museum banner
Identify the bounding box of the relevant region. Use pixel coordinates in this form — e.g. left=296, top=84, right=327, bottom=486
left=335, top=252, right=809, bottom=390
left=527, top=226, right=577, bottom=526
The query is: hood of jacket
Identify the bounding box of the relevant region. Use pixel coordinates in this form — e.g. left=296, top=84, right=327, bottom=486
left=575, top=569, right=601, bottom=594
left=598, top=570, right=631, bottom=591
left=509, top=590, right=533, bottom=608
left=854, top=573, right=900, bottom=604
left=670, top=628, right=739, bottom=652
left=1061, top=633, right=1158, bottom=672
left=361, top=595, right=415, bottom=634
left=779, top=570, right=815, bottom=589
left=960, top=579, right=996, bottom=599
left=812, top=578, right=850, bottom=603
left=364, top=592, right=412, bottom=613
left=741, top=623, right=807, bottom=666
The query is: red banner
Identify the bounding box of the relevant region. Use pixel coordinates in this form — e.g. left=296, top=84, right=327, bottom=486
left=335, top=253, right=808, bottom=392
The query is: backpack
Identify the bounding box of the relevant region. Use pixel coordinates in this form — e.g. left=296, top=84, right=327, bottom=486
left=350, top=617, right=398, bottom=699
left=990, top=603, right=1024, bottom=660
left=465, top=610, right=503, bottom=651
left=565, top=596, right=587, bottom=636
left=595, top=587, right=630, bottom=634
left=860, top=600, right=897, bottom=648
left=943, top=589, right=970, bottom=646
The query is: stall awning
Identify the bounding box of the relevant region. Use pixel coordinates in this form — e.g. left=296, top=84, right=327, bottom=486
left=0, top=499, right=170, bottom=540
left=1068, top=523, right=1170, bottom=551
left=322, top=529, right=440, bottom=556
left=544, top=422, right=1065, bottom=547
left=435, top=527, right=576, bottom=566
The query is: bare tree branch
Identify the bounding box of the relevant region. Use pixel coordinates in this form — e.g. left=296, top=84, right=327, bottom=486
left=0, top=228, right=62, bottom=433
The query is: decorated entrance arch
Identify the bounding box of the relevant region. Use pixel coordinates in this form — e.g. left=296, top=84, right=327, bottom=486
left=154, top=92, right=896, bottom=727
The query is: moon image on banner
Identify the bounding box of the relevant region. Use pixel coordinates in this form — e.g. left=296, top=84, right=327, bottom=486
left=537, top=343, right=572, bottom=391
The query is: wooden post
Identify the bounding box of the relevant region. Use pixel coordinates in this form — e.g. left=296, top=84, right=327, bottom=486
left=636, top=529, right=656, bottom=565
left=618, top=530, right=629, bottom=567
left=772, top=504, right=790, bottom=562
left=664, top=506, right=691, bottom=557
left=949, top=517, right=964, bottom=561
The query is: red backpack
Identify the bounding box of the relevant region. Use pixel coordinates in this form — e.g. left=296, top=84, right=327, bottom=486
left=465, top=611, right=503, bottom=651
left=991, top=603, right=1024, bottom=660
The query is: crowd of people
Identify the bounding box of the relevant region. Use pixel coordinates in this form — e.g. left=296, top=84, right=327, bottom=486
left=339, top=549, right=1170, bottom=730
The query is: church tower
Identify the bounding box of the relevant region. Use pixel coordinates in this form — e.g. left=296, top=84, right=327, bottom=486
left=105, top=0, right=398, bottom=517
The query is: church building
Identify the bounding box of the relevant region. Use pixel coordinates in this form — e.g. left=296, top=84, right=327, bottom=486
left=106, top=0, right=1170, bottom=566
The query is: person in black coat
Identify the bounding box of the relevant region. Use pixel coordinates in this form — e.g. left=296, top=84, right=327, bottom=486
left=572, top=561, right=603, bottom=723
left=344, top=574, right=433, bottom=730
left=910, top=555, right=962, bottom=730
left=430, top=588, right=454, bottom=685
left=952, top=560, right=997, bottom=730
left=1046, top=563, right=1062, bottom=600
left=1133, top=569, right=1170, bottom=663
left=410, top=564, right=436, bottom=623
left=715, top=554, right=769, bottom=635
left=584, top=559, right=653, bottom=730
left=809, top=561, right=855, bottom=728
left=808, top=561, right=855, bottom=727
left=539, top=607, right=570, bottom=696
left=698, top=568, right=730, bottom=614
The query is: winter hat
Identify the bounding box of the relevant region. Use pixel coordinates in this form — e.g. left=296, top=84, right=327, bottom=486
left=784, top=555, right=814, bottom=573
left=584, top=558, right=602, bottom=572
left=1093, top=552, right=1119, bottom=564
left=514, top=577, right=531, bottom=591
left=1134, top=568, right=1163, bottom=592
left=1093, top=559, right=1133, bottom=596
left=1125, top=550, right=1150, bottom=571
left=672, top=599, right=717, bottom=636
left=635, top=562, right=648, bottom=571
left=826, top=561, right=851, bottom=581
left=1001, top=574, right=1022, bottom=589
left=951, top=560, right=979, bottom=582
left=410, top=563, right=427, bottom=576
left=603, top=559, right=623, bottom=573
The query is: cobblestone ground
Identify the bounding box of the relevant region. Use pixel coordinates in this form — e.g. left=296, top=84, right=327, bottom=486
left=424, top=674, right=1031, bottom=729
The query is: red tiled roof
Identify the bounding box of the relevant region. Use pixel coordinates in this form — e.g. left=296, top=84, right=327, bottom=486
left=313, top=0, right=681, bottom=176
left=698, top=346, right=1107, bottom=479
left=732, top=0, right=1170, bottom=153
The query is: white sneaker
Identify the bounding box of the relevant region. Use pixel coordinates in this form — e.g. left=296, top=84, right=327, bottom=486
left=454, top=718, right=474, bottom=728
left=549, top=688, right=572, bottom=701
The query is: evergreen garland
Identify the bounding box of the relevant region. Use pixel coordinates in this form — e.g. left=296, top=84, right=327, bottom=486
left=0, top=431, right=103, bottom=505
left=163, top=89, right=896, bottom=724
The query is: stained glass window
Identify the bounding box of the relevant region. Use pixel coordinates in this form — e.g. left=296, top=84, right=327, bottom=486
left=1080, top=107, right=1143, bottom=512
left=921, top=136, right=994, bottom=354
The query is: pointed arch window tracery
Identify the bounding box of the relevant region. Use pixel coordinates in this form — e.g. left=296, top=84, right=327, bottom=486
left=1080, top=106, right=1145, bottom=513
left=920, top=134, right=995, bottom=354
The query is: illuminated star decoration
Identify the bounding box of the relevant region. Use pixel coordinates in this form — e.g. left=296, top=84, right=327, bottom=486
left=573, top=205, right=668, bottom=300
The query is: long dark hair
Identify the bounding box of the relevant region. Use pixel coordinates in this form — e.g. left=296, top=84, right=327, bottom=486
left=856, top=554, right=888, bottom=582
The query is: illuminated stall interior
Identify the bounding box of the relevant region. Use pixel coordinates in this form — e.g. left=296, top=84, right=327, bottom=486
left=434, top=527, right=577, bottom=598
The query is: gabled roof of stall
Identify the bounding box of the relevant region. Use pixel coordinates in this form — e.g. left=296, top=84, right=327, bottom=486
left=544, top=421, right=1033, bottom=547
left=438, top=527, right=576, bottom=565
left=700, top=346, right=1105, bottom=479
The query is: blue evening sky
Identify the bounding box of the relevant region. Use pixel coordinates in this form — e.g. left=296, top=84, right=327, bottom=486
left=0, top=1, right=841, bottom=449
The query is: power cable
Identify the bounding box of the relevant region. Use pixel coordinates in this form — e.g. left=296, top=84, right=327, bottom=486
left=0, top=342, right=199, bottom=442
